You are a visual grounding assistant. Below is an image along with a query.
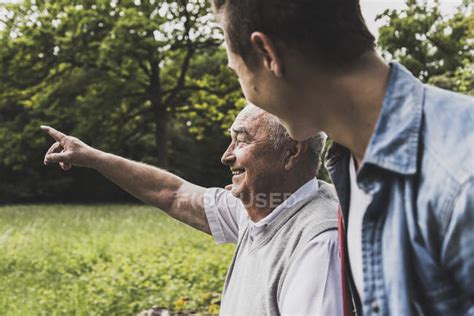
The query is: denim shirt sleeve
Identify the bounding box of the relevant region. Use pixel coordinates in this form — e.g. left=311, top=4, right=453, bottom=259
left=442, top=178, right=474, bottom=299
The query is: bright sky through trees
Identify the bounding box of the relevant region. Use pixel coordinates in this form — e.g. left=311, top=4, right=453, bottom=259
left=0, top=0, right=465, bottom=37
left=360, top=0, right=463, bottom=37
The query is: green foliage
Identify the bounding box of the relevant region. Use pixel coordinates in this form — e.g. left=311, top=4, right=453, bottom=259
left=0, top=0, right=240, bottom=201
left=0, top=0, right=239, bottom=147
left=377, top=0, right=473, bottom=92
left=0, top=205, right=233, bottom=315
left=174, top=48, right=244, bottom=140
left=428, top=57, right=474, bottom=95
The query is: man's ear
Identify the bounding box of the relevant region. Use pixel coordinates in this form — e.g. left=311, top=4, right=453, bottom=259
left=250, top=32, right=283, bottom=77
left=284, top=141, right=307, bottom=170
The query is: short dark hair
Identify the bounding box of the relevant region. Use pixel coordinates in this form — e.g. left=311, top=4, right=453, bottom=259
left=213, top=0, right=376, bottom=67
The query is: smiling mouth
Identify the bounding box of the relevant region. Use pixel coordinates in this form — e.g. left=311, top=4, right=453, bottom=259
left=231, top=168, right=245, bottom=176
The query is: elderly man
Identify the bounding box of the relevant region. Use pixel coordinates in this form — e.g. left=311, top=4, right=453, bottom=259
left=42, top=104, right=342, bottom=315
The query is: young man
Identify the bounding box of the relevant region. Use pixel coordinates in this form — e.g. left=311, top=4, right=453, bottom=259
left=42, top=104, right=342, bottom=315
left=211, top=1, right=474, bottom=315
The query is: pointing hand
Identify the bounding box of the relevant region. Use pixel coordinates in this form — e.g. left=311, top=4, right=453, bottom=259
left=41, top=126, right=100, bottom=170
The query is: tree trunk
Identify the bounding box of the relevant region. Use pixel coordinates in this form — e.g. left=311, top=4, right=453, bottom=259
left=153, top=103, right=168, bottom=168
left=149, top=60, right=168, bottom=167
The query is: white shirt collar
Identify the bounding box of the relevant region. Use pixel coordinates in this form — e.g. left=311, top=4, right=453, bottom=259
left=248, top=178, right=319, bottom=234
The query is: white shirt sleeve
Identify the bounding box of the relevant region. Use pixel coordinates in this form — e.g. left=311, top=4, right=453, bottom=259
left=279, top=229, right=342, bottom=316
left=203, top=187, right=247, bottom=244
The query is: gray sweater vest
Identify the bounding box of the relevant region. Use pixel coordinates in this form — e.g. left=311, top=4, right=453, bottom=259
left=219, top=181, right=339, bottom=316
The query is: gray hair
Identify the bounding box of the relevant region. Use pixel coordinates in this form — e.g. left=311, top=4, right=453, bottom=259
left=245, top=104, right=327, bottom=171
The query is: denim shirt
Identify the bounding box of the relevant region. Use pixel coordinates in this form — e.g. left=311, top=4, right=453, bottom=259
left=327, top=63, right=474, bottom=316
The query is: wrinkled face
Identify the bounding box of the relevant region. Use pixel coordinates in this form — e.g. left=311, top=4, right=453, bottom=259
left=221, top=108, right=286, bottom=204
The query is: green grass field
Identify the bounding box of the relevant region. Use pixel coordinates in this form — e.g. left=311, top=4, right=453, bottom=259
left=0, top=205, right=234, bottom=315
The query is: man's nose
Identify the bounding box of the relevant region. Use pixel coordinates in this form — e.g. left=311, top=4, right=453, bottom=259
left=221, top=147, right=236, bottom=166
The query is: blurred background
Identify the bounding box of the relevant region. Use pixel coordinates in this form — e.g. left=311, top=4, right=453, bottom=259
left=0, top=0, right=244, bottom=203
left=0, top=0, right=472, bottom=314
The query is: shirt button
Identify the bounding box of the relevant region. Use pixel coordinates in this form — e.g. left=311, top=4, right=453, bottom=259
left=371, top=300, right=380, bottom=313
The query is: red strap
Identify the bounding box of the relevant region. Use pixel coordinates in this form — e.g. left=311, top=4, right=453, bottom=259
left=338, top=208, right=352, bottom=316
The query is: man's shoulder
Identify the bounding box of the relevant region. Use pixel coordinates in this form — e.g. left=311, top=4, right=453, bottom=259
left=412, top=87, right=473, bottom=235
left=423, top=85, right=473, bottom=133
left=420, top=86, right=473, bottom=184
left=424, top=84, right=472, bottom=109
left=303, top=180, right=339, bottom=217
left=287, top=181, right=339, bottom=239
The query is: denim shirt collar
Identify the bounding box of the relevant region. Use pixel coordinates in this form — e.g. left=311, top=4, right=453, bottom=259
left=362, top=62, right=424, bottom=175
left=327, top=62, right=424, bottom=176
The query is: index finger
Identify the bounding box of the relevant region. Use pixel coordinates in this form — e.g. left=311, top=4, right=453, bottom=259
left=40, top=125, right=67, bottom=142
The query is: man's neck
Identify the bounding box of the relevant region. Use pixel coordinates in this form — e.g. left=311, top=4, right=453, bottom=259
left=299, top=52, right=391, bottom=165
left=244, top=174, right=315, bottom=223
left=246, top=206, right=273, bottom=223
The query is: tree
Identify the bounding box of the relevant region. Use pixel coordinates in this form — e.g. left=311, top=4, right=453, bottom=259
left=0, top=0, right=242, bottom=202
left=0, top=0, right=240, bottom=167
left=376, top=0, right=473, bottom=94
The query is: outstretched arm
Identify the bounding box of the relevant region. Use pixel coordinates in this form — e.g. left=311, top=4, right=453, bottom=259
left=41, top=126, right=210, bottom=234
